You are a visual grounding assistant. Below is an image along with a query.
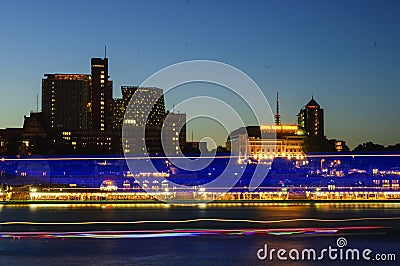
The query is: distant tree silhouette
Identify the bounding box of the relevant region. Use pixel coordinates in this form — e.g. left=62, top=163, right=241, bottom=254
left=353, top=142, right=385, bottom=152
left=386, top=143, right=400, bottom=151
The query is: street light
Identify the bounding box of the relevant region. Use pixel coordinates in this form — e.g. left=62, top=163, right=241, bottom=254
left=320, top=158, right=325, bottom=171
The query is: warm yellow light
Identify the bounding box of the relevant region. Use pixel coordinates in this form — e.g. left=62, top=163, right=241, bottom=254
left=260, top=125, right=298, bottom=131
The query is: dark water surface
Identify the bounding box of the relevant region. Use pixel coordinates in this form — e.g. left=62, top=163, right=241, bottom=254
left=1, top=203, right=400, bottom=265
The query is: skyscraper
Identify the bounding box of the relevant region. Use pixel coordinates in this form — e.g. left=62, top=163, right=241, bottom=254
left=162, top=112, right=186, bottom=155
left=110, top=98, right=125, bottom=130
left=42, top=74, right=91, bottom=130
left=121, top=86, right=166, bottom=128
left=297, top=97, right=324, bottom=137
left=41, top=58, right=113, bottom=131
left=91, top=58, right=112, bottom=131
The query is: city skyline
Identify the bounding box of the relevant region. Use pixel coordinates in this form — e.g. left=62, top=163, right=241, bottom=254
left=1, top=0, right=400, bottom=149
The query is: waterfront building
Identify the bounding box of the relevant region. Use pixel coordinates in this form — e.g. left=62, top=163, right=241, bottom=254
left=121, top=86, right=166, bottom=128
left=111, top=86, right=166, bottom=131
left=91, top=58, right=113, bottom=131
left=110, top=98, right=125, bottom=131
left=10, top=57, right=189, bottom=156
left=297, top=97, right=324, bottom=137
left=39, top=57, right=118, bottom=154
left=120, top=86, right=188, bottom=155
left=123, top=112, right=187, bottom=155
left=42, top=74, right=91, bottom=130
left=162, top=112, right=186, bottom=155
left=228, top=92, right=306, bottom=162
left=229, top=125, right=305, bottom=163
left=0, top=112, right=48, bottom=156
left=42, top=57, right=113, bottom=131
left=56, top=129, right=116, bottom=154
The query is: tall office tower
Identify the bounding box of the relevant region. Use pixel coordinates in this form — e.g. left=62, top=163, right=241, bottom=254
left=42, top=74, right=91, bottom=130
left=121, top=86, right=166, bottom=127
left=91, top=58, right=113, bottom=131
left=297, top=97, right=324, bottom=137
left=110, top=98, right=125, bottom=130
left=162, top=112, right=187, bottom=155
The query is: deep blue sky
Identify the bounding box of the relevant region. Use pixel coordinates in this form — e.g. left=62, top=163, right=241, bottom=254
left=0, top=0, right=399, bottom=148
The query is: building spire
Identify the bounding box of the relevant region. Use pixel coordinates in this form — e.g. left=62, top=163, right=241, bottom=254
left=104, top=45, right=107, bottom=58
left=275, top=90, right=281, bottom=125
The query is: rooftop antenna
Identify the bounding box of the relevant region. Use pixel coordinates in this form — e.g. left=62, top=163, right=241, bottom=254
left=275, top=90, right=281, bottom=125
left=104, top=45, right=107, bottom=58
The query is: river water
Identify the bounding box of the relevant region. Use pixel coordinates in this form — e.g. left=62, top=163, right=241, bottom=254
left=0, top=203, right=399, bottom=265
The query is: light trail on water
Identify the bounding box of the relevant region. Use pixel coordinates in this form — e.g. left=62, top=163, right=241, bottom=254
left=1, top=216, right=400, bottom=226
left=0, top=226, right=384, bottom=239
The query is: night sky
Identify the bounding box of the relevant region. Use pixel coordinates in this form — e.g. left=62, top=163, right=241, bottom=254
left=0, top=0, right=399, bottom=149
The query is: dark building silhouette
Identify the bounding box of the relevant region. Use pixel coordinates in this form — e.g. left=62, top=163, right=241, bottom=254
left=162, top=112, right=186, bottom=155
left=117, top=86, right=187, bottom=155
left=110, top=98, right=124, bottom=131
left=3, top=57, right=187, bottom=156
left=42, top=74, right=91, bottom=130
left=110, top=86, right=166, bottom=131
left=42, top=58, right=112, bottom=131
left=297, top=97, right=324, bottom=137
left=91, top=58, right=113, bottom=131
left=0, top=112, right=49, bottom=156
left=38, top=58, right=117, bottom=154
left=121, top=86, right=166, bottom=127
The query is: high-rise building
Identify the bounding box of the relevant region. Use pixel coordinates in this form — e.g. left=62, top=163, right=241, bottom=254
left=162, top=112, right=186, bottom=155
left=42, top=58, right=113, bottom=131
left=297, top=97, right=324, bottom=137
left=39, top=57, right=188, bottom=155
left=119, top=87, right=189, bottom=155
left=42, top=74, right=91, bottom=130
left=91, top=58, right=112, bottom=131
left=110, top=98, right=125, bottom=130
left=121, top=86, right=169, bottom=155
left=121, top=86, right=166, bottom=128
